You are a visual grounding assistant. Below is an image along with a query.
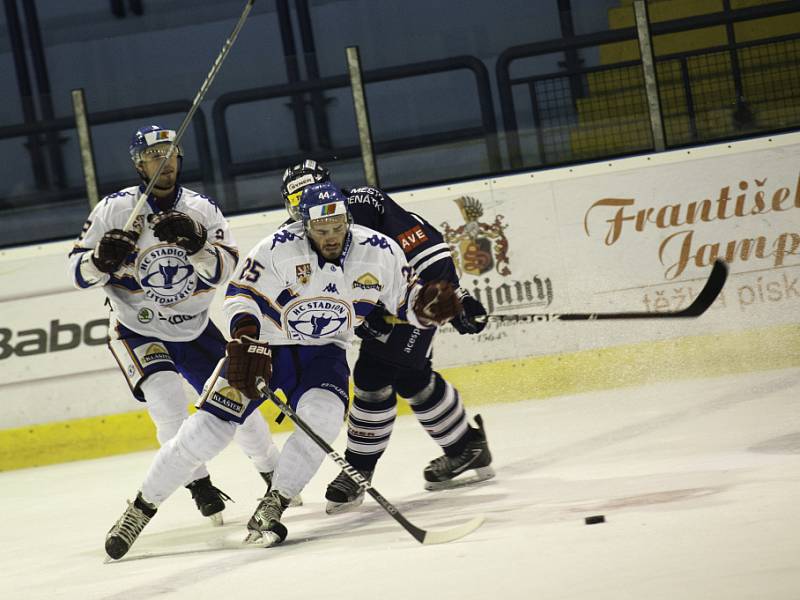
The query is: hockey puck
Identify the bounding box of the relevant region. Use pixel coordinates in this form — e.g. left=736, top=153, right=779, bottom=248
left=584, top=515, right=605, bottom=525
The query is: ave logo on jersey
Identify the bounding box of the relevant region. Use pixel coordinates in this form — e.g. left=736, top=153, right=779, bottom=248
left=396, top=225, right=428, bottom=252
left=284, top=298, right=351, bottom=339
left=137, top=246, right=196, bottom=305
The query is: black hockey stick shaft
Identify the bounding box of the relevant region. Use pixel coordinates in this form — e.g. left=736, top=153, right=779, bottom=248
left=474, top=259, right=728, bottom=324
left=123, top=0, right=256, bottom=231
left=254, top=378, right=429, bottom=543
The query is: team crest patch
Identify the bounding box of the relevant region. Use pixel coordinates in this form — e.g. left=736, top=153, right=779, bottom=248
left=284, top=298, right=352, bottom=340
left=353, top=273, right=383, bottom=291
left=135, top=343, right=171, bottom=365
left=137, top=245, right=196, bottom=305
left=441, top=196, right=510, bottom=276
left=296, top=263, right=312, bottom=284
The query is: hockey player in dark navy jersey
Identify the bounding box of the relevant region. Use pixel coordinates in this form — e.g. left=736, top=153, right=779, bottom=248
left=280, top=160, right=495, bottom=513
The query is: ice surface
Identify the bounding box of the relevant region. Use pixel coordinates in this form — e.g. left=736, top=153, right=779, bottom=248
left=2, top=368, right=799, bottom=600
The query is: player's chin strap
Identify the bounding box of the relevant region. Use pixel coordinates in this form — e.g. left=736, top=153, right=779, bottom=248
left=385, top=259, right=728, bottom=325
left=254, top=377, right=484, bottom=545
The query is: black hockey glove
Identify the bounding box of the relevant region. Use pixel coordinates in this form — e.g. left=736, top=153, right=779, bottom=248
left=355, top=303, right=394, bottom=340
left=451, top=291, right=488, bottom=334
left=150, top=210, right=207, bottom=255
left=92, top=229, right=138, bottom=273
left=226, top=336, right=272, bottom=400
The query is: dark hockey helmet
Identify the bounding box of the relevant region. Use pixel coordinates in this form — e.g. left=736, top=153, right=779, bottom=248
left=297, top=182, right=351, bottom=231
left=129, top=124, right=183, bottom=166
left=281, top=159, right=331, bottom=220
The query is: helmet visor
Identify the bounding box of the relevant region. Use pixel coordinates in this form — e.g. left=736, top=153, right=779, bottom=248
left=139, top=142, right=183, bottom=162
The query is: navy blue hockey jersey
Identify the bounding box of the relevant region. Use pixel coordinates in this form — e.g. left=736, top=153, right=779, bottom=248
left=345, top=186, right=458, bottom=286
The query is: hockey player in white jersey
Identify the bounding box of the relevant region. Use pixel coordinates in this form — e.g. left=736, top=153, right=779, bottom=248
left=69, top=124, right=280, bottom=526
left=102, top=182, right=463, bottom=558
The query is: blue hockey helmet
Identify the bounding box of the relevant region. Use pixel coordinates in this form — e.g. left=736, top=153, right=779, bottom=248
left=129, top=124, right=183, bottom=165
left=281, top=159, right=331, bottom=220
left=298, top=182, right=350, bottom=230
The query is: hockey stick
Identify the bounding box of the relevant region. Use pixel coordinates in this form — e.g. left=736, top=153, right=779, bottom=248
left=122, top=0, right=256, bottom=232
left=475, top=259, right=728, bottom=323
left=386, top=259, right=728, bottom=325
left=254, top=378, right=485, bottom=545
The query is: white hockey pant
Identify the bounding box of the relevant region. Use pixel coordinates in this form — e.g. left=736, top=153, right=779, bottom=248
left=140, top=409, right=274, bottom=506
left=272, top=389, right=345, bottom=499
left=140, top=371, right=208, bottom=483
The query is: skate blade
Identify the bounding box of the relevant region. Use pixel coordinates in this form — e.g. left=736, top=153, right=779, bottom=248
left=288, top=494, right=303, bottom=508
left=208, top=512, right=224, bottom=527
left=424, top=466, right=495, bottom=491
left=325, top=495, right=365, bottom=515
left=243, top=530, right=282, bottom=547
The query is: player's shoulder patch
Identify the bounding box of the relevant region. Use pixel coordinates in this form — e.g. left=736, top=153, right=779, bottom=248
left=352, top=225, right=395, bottom=254
left=101, top=187, right=138, bottom=205
left=269, top=222, right=305, bottom=251
left=181, top=187, right=222, bottom=213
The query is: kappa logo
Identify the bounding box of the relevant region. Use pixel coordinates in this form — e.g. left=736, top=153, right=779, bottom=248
left=352, top=273, right=383, bottom=291
left=323, top=283, right=339, bottom=294
left=441, top=196, right=510, bottom=277
left=271, top=230, right=299, bottom=249
left=285, top=298, right=351, bottom=339
left=359, top=235, right=393, bottom=253
left=137, top=246, right=196, bottom=305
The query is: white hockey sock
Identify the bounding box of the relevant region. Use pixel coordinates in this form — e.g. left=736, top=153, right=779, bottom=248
left=234, top=408, right=280, bottom=473
left=272, top=390, right=344, bottom=499
left=141, top=370, right=209, bottom=482
left=141, top=411, right=236, bottom=506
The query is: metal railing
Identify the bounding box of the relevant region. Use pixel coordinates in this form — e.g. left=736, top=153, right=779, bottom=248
left=497, top=0, right=800, bottom=169
left=0, top=100, right=214, bottom=211
left=212, top=55, right=501, bottom=209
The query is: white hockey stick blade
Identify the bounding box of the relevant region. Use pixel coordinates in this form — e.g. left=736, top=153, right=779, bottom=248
left=421, top=515, right=486, bottom=545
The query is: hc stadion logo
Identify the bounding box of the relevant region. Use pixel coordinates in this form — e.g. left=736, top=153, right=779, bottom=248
left=441, top=196, right=510, bottom=277
left=284, top=298, right=351, bottom=340
left=137, top=245, right=196, bottom=305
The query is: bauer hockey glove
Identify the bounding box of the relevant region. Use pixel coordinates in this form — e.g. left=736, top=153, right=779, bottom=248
left=226, top=336, right=272, bottom=400
left=413, top=281, right=462, bottom=326
left=451, top=289, right=488, bottom=334
left=355, top=302, right=394, bottom=340
left=92, top=229, right=138, bottom=273
left=150, top=210, right=207, bottom=255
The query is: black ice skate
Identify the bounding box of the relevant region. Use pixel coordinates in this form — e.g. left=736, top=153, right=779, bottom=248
left=423, top=414, right=495, bottom=491
left=186, top=475, right=231, bottom=526
left=104, top=493, right=157, bottom=561
left=243, top=489, right=292, bottom=547
left=324, top=468, right=373, bottom=515
left=260, top=471, right=303, bottom=507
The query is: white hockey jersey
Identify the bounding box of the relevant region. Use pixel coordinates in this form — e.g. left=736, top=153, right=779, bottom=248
left=224, top=222, right=428, bottom=348
left=68, top=185, right=238, bottom=341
